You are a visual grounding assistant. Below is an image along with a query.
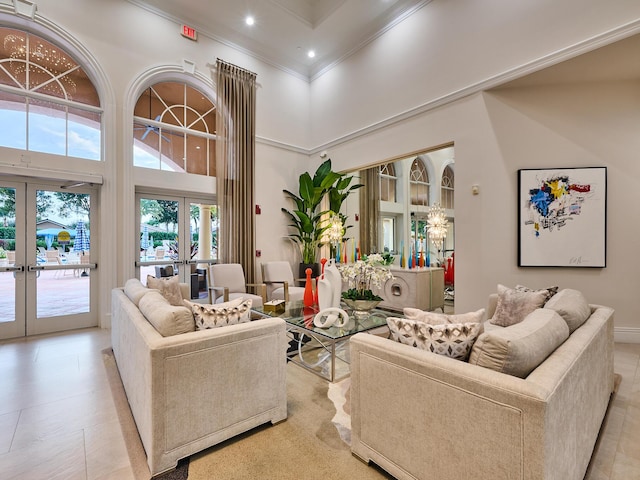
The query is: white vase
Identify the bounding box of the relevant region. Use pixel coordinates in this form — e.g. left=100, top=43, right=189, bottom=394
left=317, top=277, right=333, bottom=311
left=323, top=259, right=342, bottom=308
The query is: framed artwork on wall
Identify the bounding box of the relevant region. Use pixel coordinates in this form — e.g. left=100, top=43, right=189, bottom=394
left=518, top=166, right=607, bottom=268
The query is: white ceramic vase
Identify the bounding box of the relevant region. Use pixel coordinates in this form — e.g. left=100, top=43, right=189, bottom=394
left=323, top=259, right=342, bottom=308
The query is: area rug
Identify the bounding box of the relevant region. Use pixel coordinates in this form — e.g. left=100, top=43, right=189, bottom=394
left=328, top=377, right=351, bottom=445
left=103, top=348, right=390, bottom=480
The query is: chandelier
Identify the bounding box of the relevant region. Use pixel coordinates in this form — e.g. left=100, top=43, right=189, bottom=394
left=326, top=213, right=344, bottom=244
left=3, top=33, right=78, bottom=96
left=426, top=203, right=448, bottom=251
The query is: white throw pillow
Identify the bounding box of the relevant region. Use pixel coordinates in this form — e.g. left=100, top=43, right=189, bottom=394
left=490, top=284, right=547, bottom=327
left=387, top=317, right=483, bottom=360
left=123, top=278, right=151, bottom=306
left=469, top=308, right=569, bottom=378
left=138, top=290, right=195, bottom=337
left=543, top=288, right=591, bottom=333
left=403, top=307, right=485, bottom=325
left=185, top=297, right=253, bottom=330
left=146, top=275, right=184, bottom=307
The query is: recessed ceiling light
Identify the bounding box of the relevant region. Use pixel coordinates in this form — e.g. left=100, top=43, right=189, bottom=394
left=307, top=50, right=316, bottom=58
left=245, top=16, right=255, bottom=26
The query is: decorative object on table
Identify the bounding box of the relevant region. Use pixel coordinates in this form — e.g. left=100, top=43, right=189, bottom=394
left=303, top=268, right=314, bottom=307
left=426, top=202, right=448, bottom=264
left=518, top=167, right=607, bottom=267
left=338, top=252, right=394, bottom=317
left=263, top=299, right=285, bottom=314
left=281, top=159, right=362, bottom=277
left=313, top=307, right=349, bottom=328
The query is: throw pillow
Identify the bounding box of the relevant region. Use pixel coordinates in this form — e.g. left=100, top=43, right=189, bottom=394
left=138, top=290, right=195, bottom=337
left=387, top=317, right=483, bottom=360
left=514, top=284, right=559, bottom=304
left=403, top=307, right=485, bottom=325
left=123, top=278, right=151, bottom=306
left=469, top=308, right=569, bottom=378
left=147, top=275, right=183, bottom=307
left=185, top=297, right=253, bottom=330
left=543, top=288, right=591, bottom=333
left=490, top=284, right=547, bottom=327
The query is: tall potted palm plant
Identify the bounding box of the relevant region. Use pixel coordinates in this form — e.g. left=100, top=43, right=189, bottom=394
left=282, top=159, right=360, bottom=277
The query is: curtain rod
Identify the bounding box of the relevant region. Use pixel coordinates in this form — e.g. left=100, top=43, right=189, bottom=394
left=207, top=61, right=261, bottom=87
left=214, top=58, right=258, bottom=78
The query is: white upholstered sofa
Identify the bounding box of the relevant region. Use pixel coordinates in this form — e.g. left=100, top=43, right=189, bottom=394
left=111, top=279, right=288, bottom=476
left=350, top=288, right=614, bottom=480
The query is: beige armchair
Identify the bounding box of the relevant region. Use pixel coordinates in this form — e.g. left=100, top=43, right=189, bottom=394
left=261, top=261, right=305, bottom=303
left=208, top=263, right=266, bottom=307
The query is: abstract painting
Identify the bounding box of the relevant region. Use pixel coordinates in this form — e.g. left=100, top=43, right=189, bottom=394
left=518, top=167, right=607, bottom=267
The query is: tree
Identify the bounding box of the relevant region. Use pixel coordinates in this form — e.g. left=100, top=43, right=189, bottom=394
left=53, top=192, right=90, bottom=218
left=140, top=199, right=178, bottom=232
left=0, top=188, right=54, bottom=222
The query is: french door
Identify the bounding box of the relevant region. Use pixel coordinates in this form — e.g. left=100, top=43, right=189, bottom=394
left=135, top=192, right=216, bottom=300
left=0, top=179, right=98, bottom=340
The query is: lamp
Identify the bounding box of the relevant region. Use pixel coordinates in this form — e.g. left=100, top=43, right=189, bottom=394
left=326, top=213, right=344, bottom=261
left=426, top=203, right=448, bottom=261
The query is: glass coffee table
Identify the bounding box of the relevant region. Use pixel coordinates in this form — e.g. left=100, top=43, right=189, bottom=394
left=252, top=301, right=393, bottom=382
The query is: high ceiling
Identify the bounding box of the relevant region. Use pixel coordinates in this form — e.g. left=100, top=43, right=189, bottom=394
left=129, top=0, right=428, bottom=79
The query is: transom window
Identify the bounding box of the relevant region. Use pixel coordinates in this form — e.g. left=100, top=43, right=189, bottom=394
left=133, top=82, right=216, bottom=176
left=409, top=158, right=429, bottom=206
left=0, top=27, right=101, bottom=160
left=441, top=165, right=454, bottom=209
left=379, top=162, right=396, bottom=202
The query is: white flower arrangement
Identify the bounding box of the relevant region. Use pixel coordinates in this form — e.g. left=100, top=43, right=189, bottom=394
left=338, top=253, right=394, bottom=300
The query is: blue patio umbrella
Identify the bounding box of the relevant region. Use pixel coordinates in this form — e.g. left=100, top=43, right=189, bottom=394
left=73, top=221, right=90, bottom=252
left=141, top=225, right=150, bottom=250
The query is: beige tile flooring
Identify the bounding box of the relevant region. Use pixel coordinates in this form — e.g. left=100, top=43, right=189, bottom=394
left=0, top=328, right=639, bottom=480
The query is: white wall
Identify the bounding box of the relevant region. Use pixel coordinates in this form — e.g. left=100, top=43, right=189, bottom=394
left=310, top=0, right=640, bottom=148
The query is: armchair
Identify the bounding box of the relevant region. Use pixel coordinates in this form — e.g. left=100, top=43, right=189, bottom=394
left=208, top=263, right=266, bottom=307
left=261, top=261, right=305, bottom=303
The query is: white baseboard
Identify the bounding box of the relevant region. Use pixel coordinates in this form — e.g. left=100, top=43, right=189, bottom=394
left=614, top=327, right=640, bottom=344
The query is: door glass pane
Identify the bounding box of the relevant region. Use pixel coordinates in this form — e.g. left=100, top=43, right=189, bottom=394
left=139, top=197, right=179, bottom=285
left=36, top=189, right=90, bottom=318
left=189, top=202, right=217, bottom=299
left=382, top=217, right=395, bottom=254
left=0, top=186, right=16, bottom=323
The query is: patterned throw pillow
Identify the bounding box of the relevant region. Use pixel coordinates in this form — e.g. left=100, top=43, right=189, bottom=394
left=403, top=307, right=485, bottom=325
left=185, top=297, right=253, bottom=330
left=387, top=317, right=483, bottom=360
left=490, top=284, right=547, bottom=327
left=514, top=284, right=559, bottom=304
left=146, top=275, right=183, bottom=307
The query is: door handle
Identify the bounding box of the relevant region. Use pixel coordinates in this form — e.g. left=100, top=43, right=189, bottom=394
left=28, top=265, right=45, bottom=271
left=0, top=264, right=24, bottom=273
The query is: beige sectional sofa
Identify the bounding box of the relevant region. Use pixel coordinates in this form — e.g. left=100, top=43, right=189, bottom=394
left=111, top=279, right=288, bottom=476
left=350, top=288, right=614, bottom=480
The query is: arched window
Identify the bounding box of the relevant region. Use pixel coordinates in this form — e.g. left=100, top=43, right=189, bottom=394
left=379, top=162, right=396, bottom=202
left=0, top=27, right=101, bottom=160
left=133, top=82, right=216, bottom=176
left=410, top=158, right=429, bottom=206
left=441, top=165, right=454, bottom=209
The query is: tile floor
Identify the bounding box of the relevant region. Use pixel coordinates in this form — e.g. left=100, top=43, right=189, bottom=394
left=0, top=328, right=639, bottom=480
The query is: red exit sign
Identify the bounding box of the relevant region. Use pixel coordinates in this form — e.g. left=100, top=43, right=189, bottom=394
left=181, top=25, right=197, bottom=41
